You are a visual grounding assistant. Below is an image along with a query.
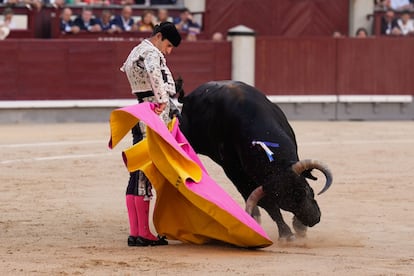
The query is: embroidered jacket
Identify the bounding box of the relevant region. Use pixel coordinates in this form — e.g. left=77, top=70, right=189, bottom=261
left=121, top=39, right=176, bottom=103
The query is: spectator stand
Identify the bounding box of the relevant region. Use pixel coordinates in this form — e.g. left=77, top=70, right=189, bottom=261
left=0, top=3, right=205, bottom=39
left=371, top=6, right=414, bottom=35
left=0, top=4, right=36, bottom=38
left=51, top=4, right=205, bottom=39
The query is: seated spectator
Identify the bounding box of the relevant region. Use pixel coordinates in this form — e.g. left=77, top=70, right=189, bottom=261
left=397, top=10, right=414, bottom=35
left=137, top=10, right=154, bottom=32
left=111, top=5, right=137, bottom=32
left=332, top=30, right=345, bottom=38
left=0, top=24, right=10, bottom=40
left=211, top=31, right=224, bottom=41
left=0, top=8, right=14, bottom=40
left=60, top=7, right=80, bottom=34
left=355, top=27, right=369, bottom=37
left=97, top=9, right=115, bottom=33
left=173, top=7, right=201, bottom=41
left=156, top=8, right=169, bottom=24
left=381, top=9, right=401, bottom=35
left=381, top=9, right=398, bottom=35
left=0, top=8, right=15, bottom=29
left=73, top=7, right=102, bottom=32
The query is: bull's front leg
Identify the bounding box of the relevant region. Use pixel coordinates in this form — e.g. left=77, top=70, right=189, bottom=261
left=292, top=216, right=307, bottom=238
left=260, top=198, right=295, bottom=241
left=272, top=209, right=295, bottom=241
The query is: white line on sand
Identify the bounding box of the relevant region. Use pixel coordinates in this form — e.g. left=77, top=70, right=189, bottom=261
left=300, top=139, right=414, bottom=146
left=1, top=152, right=116, bottom=165
left=1, top=139, right=412, bottom=165
left=1, top=138, right=413, bottom=149
left=0, top=140, right=107, bottom=148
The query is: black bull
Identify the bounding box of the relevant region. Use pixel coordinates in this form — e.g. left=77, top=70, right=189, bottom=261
left=177, top=80, right=333, bottom=240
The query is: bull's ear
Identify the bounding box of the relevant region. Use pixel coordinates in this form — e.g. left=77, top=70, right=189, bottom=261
left=175, top=76, right=185, bottom=102
left=175, top=76, right=183, bottom=92
left=302, top=170, right=318, bottom=181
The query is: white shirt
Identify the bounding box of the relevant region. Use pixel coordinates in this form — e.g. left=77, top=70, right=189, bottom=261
left=0, top=25, right=10, bottom=40
left=397, top=18, right=414, bottom=35
left=121, top=39, right=176, bottom=104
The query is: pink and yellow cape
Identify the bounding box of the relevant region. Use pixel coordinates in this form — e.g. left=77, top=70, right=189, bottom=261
left=109, top=102, right=272, bottom=248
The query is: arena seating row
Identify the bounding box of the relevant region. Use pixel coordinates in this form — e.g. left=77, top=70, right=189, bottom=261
left=0, top=5, right=36, bottom=38
left=0, top=4, right=204, bottom=39
left=370, top=7, right=414, bottom=35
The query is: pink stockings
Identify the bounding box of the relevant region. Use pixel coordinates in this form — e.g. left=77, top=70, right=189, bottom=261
left=126, top=195, right=157, bottom=241
left=126, top=195, right=139, bottom=237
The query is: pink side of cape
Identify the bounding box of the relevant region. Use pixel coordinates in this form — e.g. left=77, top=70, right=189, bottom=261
left=117, top=103, right=270, bottom=240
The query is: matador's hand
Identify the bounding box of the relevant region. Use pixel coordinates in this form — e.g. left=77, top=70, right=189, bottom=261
left=154, top=103, right=167, bottom=115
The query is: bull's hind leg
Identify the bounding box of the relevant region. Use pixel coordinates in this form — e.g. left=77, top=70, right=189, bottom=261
left=250, top=206, right=261, bottom=224
left=221, top=165, right=263, bottom=224
left=292, top=216, right=307, bottom=238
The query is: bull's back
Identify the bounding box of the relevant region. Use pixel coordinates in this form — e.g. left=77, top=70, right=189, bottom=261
left=182, top=80, right=279, bottom=124
left=179, top=81, right=296, bottom=158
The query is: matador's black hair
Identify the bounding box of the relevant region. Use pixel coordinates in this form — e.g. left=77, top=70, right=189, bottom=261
left=152, top=22, right=182, bottom=47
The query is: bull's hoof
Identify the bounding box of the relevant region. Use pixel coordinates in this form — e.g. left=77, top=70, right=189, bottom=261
left=278, top=225, right=296, bottom=242
left=292, top=216, right=307, bottom=238
left=278, top=233, right=296, bottom=242
left=294, top=230, right=307, bottom=238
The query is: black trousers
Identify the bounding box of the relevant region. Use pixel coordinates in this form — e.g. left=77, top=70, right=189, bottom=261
left=125, top=91, right=180, bottom=195
left=125, top=92, right=151, bottom=196
left=125, top=123, right=144, bottom=195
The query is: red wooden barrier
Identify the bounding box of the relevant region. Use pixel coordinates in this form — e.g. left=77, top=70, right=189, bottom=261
left=337, top=37, right=414, bottom=95
left=255, top=36, right=414, bottom=95
left=1, top=38, right=413, bottom=101
left=255, top=37, right=337, bottom=95
left=205, top=0, right=349, bottom=38
left=0, top=39, right=231, bottom=100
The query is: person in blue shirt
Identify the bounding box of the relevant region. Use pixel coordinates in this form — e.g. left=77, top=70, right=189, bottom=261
left=173, top=8, right=201, bottom=40
left=73, top=7, right=101, bottom=32
left=60, top=7, right=80, bottom=34
left=111, top=5, right=137, bottom=32
left=97, top=9, right=115, bottom=33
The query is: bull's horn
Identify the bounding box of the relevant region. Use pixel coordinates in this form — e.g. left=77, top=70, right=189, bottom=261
left=245, top=186, right=265, bottom=215
left=291, top=159, right=333, bottom=195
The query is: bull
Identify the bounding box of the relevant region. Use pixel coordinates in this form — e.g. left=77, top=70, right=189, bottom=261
left=176, top=80, right=333, bottom=240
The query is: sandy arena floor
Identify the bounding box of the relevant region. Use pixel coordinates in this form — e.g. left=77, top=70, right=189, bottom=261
left=1, top=121, right=413, bottom=275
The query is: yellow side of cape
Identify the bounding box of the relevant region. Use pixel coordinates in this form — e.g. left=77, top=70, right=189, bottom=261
left=110, top=107, right=272, bottom=247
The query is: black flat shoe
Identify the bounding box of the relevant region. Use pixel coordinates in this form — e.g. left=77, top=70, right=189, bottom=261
left=136, top=235, right=168, bottom=246
left=128, top=235, right=138, bottom=246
